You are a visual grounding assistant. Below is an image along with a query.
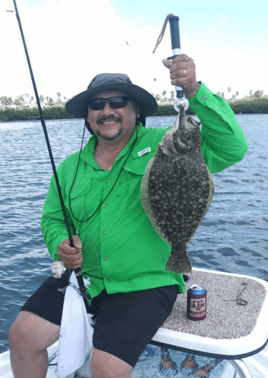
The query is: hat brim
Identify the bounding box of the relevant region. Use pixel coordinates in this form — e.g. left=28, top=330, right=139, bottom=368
left=65, top=82, right=157, bottom=119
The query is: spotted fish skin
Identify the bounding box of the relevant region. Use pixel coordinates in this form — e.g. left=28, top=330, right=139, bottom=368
left=140, top=110, right=215, bottom=274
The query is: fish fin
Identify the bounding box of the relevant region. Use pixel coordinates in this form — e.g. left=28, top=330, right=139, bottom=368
left=140, top=157, right=171, bottom=244
left=165, top=245, right=192, bottom=274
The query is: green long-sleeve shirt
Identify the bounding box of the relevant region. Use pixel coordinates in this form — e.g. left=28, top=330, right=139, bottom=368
left=41, top=82, right=248, bottom=301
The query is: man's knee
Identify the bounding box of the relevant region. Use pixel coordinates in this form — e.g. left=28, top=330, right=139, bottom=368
left=9, top=312, right=32, bottom=350
left=9, top=311, right=60, bottom=352
left=89, top=348, right=132, bottom=378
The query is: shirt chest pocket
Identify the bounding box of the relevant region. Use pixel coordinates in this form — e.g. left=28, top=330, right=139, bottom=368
left=123, top=164, right=147, bottom=210
left=68, top=174, right=131, bottom=218
left=68, top=179, right=104, bottom=221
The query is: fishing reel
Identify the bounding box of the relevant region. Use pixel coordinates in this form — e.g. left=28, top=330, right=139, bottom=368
left=51, top=261, right=71, bottom=292
left=51, top=261, right=91, bottom=301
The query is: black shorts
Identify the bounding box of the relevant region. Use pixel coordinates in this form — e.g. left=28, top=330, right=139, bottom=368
left=21, top=277, right=177, bottom=367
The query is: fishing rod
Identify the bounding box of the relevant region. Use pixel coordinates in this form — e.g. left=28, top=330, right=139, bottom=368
left=11, top=0, right=90, bottom=301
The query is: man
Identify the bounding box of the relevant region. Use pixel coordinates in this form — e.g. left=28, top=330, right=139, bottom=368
left=9, top=54, right=248, bottom=378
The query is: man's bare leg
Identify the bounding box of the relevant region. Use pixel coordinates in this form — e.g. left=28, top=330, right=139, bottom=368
left=9, top=311, right=60, bottom=378
left=90, top=347, right=133, bottom=378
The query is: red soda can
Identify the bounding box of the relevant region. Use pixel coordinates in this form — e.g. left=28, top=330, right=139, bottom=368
left=187, top=285, right=207, bottom=321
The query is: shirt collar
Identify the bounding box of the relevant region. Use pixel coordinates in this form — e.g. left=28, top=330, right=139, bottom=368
left=81, top=122, right=143, bottom=168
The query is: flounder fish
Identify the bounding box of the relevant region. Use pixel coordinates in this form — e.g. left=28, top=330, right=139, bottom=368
left=140, top=110, right=215, bottom=274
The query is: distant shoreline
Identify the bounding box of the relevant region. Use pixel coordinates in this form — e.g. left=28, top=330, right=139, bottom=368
left=0, top=98, right=268, bottom=122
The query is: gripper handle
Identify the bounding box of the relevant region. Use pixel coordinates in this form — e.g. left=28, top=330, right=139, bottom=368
left=169, top=15, right=181, bottom=53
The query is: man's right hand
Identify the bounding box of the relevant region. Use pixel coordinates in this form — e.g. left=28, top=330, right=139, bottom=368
left=58, top=235, right=83, bottom=269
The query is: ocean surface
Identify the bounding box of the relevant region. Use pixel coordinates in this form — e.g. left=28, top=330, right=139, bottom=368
left=0, top=114, right=268, bottom=353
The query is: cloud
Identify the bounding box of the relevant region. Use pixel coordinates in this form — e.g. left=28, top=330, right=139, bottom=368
left=1, top=0, right=268, bottom=101
left=2, top=0, right=166, bottom=99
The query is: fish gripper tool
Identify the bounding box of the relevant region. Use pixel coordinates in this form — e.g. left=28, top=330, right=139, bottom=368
left=153, top=13, right=189, bottom=113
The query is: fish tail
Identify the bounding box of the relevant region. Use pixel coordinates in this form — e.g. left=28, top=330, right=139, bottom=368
left=166, top=245, right=192, bottom=274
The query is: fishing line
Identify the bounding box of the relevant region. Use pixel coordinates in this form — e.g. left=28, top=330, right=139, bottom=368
left=11, top=0, right=89, bottom=299
left=69, top=129, right=138, bottom=223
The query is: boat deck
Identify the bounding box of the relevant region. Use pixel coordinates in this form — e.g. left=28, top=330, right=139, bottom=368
left=1, top=268, right=268, bottom=378
left=150, top=268, right=268, bottom=377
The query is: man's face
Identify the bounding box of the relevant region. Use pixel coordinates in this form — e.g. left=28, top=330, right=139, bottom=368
left=87, top=91, right=138, bottom=143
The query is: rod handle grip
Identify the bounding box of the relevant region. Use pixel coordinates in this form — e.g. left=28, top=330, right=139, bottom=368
left=74, top=267, right=91, bottom=300
left=69, top=238, right=90, bottom=300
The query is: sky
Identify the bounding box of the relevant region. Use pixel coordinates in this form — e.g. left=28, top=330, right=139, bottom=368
left=1, top=0, right=268, bottom=102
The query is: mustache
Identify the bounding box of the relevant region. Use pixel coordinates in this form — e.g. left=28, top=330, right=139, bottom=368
left=97, top=116, right=123, bottom=125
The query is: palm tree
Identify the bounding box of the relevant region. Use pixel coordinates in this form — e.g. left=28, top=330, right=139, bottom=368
left=253, top=90, right=263, bottom=98
left=169, top=91, right=175, bottom=102
left=227, top=87, right=232, bottom=100
left=56, top=92, right=62, bottom=103
left=14, top=97, right=23, bottom=106
left=24, top=93, right=30, bottom=104
left=18, top=95, right=25, bottom=104
left=155, top=94, right=161, bottom=102
left=0, top=96, right=13, bottom=106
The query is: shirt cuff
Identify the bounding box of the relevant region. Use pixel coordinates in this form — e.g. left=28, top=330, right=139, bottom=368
left=188, top=81, right=214, bottom=111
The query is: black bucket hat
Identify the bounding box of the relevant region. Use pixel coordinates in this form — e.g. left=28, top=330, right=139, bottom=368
left=65, top=73, right=157, bottom=127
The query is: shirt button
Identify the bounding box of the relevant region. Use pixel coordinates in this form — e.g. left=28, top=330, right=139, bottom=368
left=103, top=257, right=107, bottom=261
left=107, top=278, right=110, bottom=282
left=105, top=179, right=109, bottom=183
left=102, top=231, right=107, bottom=235
left=104, top=204, right=108, bottom=209
left=194, top=101, right=198, bottom=105
left=202, top=96, right=206, bottom=100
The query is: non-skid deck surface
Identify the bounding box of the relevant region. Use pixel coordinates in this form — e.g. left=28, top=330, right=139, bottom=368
left=163, top=269, right=267, bottom=339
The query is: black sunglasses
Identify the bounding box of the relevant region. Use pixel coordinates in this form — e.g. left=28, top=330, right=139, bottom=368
left=88, top=96, right=134, bottom=111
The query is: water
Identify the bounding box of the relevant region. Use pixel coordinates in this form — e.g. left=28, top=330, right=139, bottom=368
left=0, top=114, right=268, bottom=353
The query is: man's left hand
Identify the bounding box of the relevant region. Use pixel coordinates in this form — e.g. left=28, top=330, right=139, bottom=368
left=162, top=54, right=199, bottom=98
